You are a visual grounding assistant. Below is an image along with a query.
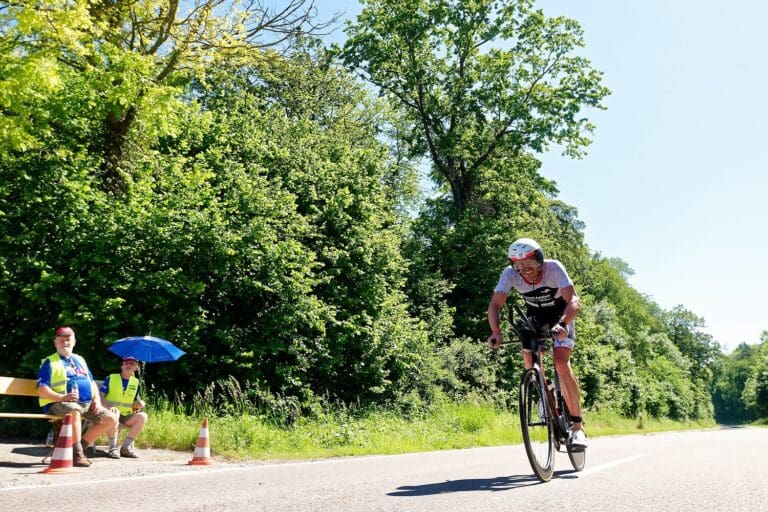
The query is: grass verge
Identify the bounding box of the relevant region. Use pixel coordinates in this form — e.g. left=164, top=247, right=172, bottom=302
left=137, top=401, right=718, bottom=461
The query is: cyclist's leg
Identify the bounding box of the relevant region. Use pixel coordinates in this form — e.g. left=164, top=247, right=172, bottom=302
left=552, top=345, right=583, bottom=431
left=521, top=349, right=533, bottom=369
left=520, top=331, right=536, bottom=369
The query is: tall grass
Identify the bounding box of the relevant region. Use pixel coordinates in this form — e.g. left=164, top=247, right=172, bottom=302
left=135, top=383, right=717, bottom=460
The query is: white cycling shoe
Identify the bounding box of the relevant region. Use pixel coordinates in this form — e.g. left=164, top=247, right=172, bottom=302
left=570, top=429, right=588, bottom=450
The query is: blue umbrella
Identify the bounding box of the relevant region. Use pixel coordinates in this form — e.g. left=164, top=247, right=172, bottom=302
left=107, top=336, right=185, bottom=363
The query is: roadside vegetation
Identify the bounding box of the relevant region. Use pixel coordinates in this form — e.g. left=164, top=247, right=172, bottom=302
left=141, top=393, right=716, bottom=460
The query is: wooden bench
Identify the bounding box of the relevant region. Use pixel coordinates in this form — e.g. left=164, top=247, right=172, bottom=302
left=0, top=376, right=60, bottom=421
left=0, top=376, right=62, bottom=461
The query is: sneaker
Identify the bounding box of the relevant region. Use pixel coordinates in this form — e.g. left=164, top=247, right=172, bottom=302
left=120, top=446, right=139, bottom=459
left=73, top=454, right=92, bottom=467
left=107, top=447, right=121, bottom=459
left=570, top=429, right=588, bottom=450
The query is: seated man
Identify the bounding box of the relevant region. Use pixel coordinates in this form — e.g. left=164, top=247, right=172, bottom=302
left=100, top=356, right=148, bottom=458
left=37, top=326, right=119, bottom=467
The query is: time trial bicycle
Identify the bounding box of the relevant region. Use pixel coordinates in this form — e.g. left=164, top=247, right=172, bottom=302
left=512, top=305, right=586, bottom=482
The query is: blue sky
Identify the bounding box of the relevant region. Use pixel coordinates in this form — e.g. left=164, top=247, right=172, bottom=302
left=318, top=1, right=767, bottom=353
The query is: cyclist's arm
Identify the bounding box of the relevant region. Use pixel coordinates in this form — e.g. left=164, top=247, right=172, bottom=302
left=550, top=286, right=581, bottom=340
left=558, top=285, right=580, bottom=326
left=487, top=291, right=508, bottom=336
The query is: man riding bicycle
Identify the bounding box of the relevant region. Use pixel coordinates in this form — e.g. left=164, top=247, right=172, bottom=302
left=487, top=238, right=587, bottom=449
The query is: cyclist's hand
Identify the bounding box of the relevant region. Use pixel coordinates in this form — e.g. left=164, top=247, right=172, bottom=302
left=487, top=333, right=503, bottom=349
left=550, top=324, right=567, bottom=340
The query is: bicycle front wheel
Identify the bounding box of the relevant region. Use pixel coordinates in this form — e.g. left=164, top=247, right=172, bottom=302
left=519, top=369, right=555, bottom=482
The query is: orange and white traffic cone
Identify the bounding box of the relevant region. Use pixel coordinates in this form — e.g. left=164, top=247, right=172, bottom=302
left=40, top=413, right=76, bottom=474
left=188, top=417, right=213, bottom=465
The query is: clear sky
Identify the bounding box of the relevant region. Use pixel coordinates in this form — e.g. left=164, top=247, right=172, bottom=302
left=318, top=1, right=767, bottom=353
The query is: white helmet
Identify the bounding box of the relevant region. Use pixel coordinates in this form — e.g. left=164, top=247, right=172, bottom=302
left=507, top=238, right=544, bottom=263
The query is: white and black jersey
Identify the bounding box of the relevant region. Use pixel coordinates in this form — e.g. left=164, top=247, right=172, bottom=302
left=494, top=259, right=574, bottom=328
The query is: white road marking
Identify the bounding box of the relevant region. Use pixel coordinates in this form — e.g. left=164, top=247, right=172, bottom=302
left=0, top=465, right=246, bottom=492
left=577, top=453, right=647, bottom=476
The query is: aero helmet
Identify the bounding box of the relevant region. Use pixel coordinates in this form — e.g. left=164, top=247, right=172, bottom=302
left=507, top=238, right=544, bottom=264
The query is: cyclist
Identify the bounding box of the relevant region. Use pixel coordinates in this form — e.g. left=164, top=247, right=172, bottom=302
left=487, top=238, right=587, bottom=449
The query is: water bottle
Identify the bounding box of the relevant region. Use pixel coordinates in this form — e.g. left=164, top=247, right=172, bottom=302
left=67, top=377, right=79, bottom=402
left=546, top=379, right=555, bottom=393
left=45, top=429, right=54, bottom=447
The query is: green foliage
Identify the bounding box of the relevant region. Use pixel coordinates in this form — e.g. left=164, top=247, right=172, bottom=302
left=742, top=334, right=768, bottom=418
left=663, top=306, right=721, bottom=375
left=0, top=0, right=331, bottom=192
left=712, top=342, right=758, bottom=423
left=579, top=254, right=663, bottom=335
left=433, top=336, right=502, bottom=399
left=182, top=48, right=438, bottom=404
left=341, top=0, right=610, bottom=210
left=0, top=38, right=440, bottom=409
left=713, top=331, right=768, bottom=424
left=641, top=354, right=694, bottom=419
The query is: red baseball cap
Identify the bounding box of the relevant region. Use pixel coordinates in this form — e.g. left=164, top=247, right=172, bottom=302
left=55, top=326, right=75, bottom=337
left=122, top=356, right=139, bottom=362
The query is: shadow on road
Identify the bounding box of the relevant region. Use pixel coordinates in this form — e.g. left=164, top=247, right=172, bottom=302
left=0, top=461, right=46, bottom=469
left=0, top=443, right=49, bottom=468
left=11, top=446, right=49, bottom=457
left=387, top=469, right=578, bottom=496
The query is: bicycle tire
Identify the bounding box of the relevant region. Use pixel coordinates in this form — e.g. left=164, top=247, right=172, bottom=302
left=519, top=369, right=555, bottom=482
left=562, top=400, right=586, bottom=471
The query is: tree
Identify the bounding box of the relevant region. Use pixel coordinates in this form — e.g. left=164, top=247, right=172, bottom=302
left=341, top=0, right=610, bottom=212
left=742, top=332, right=768, bottom=419
left=663, top=305, right=721, bottom=380
left=1, top=32, right=442, bottom=409
left=146, top=45, right=436, bottom=405
left=579, top=254, right=663, bottom=336
left=1, top=0, right=336, bottom=193
left=711, top=343, right=757, bottom=423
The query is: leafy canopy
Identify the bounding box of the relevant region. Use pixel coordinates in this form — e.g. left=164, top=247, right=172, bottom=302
left=341, top=0, right=610, bottom=210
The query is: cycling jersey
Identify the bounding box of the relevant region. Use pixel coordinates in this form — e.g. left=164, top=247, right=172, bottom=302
left=494, top=259, right=574, bottom=328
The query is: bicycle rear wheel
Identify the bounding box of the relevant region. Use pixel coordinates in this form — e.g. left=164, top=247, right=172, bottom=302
left=562, top=401, right=586, bottom=471
left=567, top=441, right=586, bottom=471
left=519, top=369, right=555, bottom=482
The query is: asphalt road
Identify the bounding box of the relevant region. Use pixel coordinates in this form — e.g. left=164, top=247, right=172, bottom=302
left=1, top=426, right=766, bottom=511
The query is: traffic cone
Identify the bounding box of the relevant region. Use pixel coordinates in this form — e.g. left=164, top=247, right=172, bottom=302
left=188, top=417, right=213, bottom=465
left=40, top=413, right=76, bottom=474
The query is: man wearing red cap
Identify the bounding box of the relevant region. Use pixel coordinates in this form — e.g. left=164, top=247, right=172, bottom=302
left=37, top=326, right=119, bottom=467
left=99, top=356, right=148, bottom=458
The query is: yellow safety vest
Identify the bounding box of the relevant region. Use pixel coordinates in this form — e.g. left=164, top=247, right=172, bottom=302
left=104, top=374, right=139, bottom=415
left=39, top=353, right=89, bottom=407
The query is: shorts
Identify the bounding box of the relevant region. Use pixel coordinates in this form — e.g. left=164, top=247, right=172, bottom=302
left=119, top=413, right=137, bottom=425
left=520, top=323, right=576, bottom=352
left=47, top=401, right=113, bottom=424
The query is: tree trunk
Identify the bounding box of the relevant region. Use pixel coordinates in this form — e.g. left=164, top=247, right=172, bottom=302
left=444, top=161, right=473, bottom=213
left=98, top=106, right=137, bottom=195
